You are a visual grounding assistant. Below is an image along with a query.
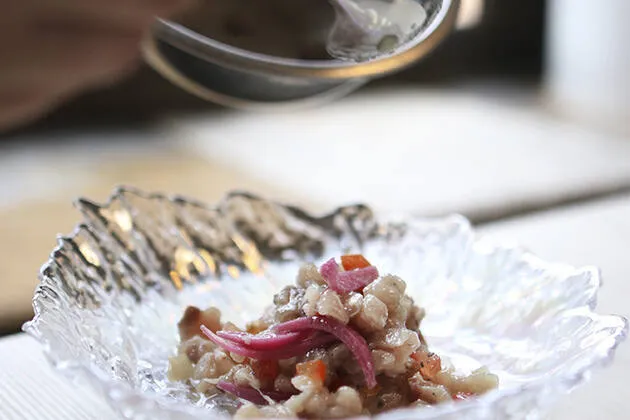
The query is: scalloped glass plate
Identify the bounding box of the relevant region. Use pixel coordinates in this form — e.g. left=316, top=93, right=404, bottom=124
left=23, top=187, right=627, bottom=420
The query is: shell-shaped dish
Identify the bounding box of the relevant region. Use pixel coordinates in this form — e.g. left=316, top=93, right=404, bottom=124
left=24, top=187, right=627, bottom=419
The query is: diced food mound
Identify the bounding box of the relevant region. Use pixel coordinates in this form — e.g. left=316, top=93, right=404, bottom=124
left=169, top=255, right=499, bottom=418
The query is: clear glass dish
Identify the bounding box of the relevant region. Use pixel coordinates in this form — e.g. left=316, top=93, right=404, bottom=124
left=23, top=187, right=628, bottom=419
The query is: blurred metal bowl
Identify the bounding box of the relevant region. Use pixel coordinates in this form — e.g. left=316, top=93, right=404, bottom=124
left=142, top=0, right=460, bottom=109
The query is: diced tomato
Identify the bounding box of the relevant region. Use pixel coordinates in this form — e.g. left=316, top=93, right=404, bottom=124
left=250, top=359, right=279, bottom=385
left=411, top=351, right=442, bottom=380
left=453, top=392, right=475, bottom=401
left=341, top=254, right=372, bottom=271
left=296, top=360, right=327, bottom=384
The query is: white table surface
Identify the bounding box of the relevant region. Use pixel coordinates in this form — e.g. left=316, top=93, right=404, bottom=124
left=170, top=87, right=630, bottom=217
left=1, top=194, right=628, bottom=420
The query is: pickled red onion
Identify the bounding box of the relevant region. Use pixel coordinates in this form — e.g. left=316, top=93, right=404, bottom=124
left=272, top=315, right=376, bottom=388
left=216, top=330, right=307, bottom=350
left=319, top=258, right=378, bottom=293
left=201, top=325, right=337, bottom=360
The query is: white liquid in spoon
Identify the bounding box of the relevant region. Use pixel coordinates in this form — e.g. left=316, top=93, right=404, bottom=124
left=327, top=0, right=428, bottom=62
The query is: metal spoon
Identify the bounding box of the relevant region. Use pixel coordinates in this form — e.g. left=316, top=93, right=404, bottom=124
left=327, top=0, right=431, bottom=61
left=142, top=0, right=459, bottom=109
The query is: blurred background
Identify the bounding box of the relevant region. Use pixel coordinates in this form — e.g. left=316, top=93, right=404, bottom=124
left=1, top=0, right=628, bottom=336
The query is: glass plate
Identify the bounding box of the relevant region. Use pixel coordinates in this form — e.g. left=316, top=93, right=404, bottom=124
left=23, top=187, right=628, bottom=419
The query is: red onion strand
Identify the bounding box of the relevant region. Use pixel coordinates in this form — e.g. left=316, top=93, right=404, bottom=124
left=273, top=315, right=377, bottom=388
left=215, top=330, right=307, bottom=350
left=201, top=325, right=337, bottom=360
left=319, top=258, right=379, bottom=293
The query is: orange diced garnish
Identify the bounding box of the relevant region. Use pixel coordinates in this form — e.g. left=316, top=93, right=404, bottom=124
left=341, top=254, right=372, bottom=271
left=250, top=360, right=279, bottom=386
left=411, top=351, right=442, bottom=380
left=296, top=360, right=327, bottom=384
left=453, top=392, right=475, bottom=401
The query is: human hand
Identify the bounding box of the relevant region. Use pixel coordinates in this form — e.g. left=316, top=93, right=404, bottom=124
left=0, top=0, right=192, bottom=131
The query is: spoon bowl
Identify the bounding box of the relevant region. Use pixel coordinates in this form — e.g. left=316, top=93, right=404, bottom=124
left=142, top=0, right=459, bottom=109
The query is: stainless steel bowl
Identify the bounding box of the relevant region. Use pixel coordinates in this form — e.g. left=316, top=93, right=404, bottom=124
left=142, top=0, right=460, bottom=109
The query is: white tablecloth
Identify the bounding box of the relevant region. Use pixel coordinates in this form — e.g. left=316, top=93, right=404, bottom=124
left=0, top=334, right=118, bottom=420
